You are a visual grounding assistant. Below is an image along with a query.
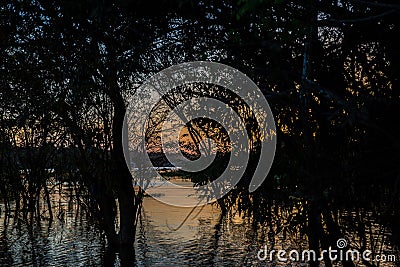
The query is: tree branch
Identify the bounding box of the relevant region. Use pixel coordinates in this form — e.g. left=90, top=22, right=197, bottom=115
left=318, top=9, right=397, bottom=26
left=349, top=0, right=400, bottom=10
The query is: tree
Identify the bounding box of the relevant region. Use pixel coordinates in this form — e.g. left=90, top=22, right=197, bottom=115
left=1, top=1, right=399, bottom=264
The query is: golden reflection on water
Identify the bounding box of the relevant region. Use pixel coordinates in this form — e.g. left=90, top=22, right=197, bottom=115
left=0, top=185, right=398, bottom=267
left=141, top=197, right=221, bottom=240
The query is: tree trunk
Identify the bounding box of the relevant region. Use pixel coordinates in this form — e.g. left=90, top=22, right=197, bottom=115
left=111, top=97, right=139, bottom=246
left=116, top=169, right=137, bottom=245
left=96, top=184, right=118, bottom=245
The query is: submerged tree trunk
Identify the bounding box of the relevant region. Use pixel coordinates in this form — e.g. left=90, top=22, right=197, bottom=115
left=110, top=94, right=140, bottom=246
left=96, top=183, right=118, bottom=245
left=115, top=167, right=137, bottom=245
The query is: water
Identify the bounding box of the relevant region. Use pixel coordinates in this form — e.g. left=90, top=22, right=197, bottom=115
left=136, top=198, right=262, bottom=267
left=0, top=190, right=265, bottom=267
left=0, top=188, right=398, bottom=266
left=0, top=194, right=103, bottom=267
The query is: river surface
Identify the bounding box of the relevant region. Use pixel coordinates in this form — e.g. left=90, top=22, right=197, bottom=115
left=0, top=187, right=266, bottom=267
left=0, top=185, right=398, bottom=267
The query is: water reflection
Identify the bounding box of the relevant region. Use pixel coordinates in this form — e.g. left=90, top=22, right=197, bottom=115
left=0, top=187, right=398, bottom=266
left=136, top=198, right=261, bottom=267
left=0, top=205, right=103, bottom=266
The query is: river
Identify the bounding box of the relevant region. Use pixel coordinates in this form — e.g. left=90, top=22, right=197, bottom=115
left=0, top=185, right=398, bottom=266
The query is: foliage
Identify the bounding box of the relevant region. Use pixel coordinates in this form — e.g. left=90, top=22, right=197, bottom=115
left=1, top=0, right=399, bottom=263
